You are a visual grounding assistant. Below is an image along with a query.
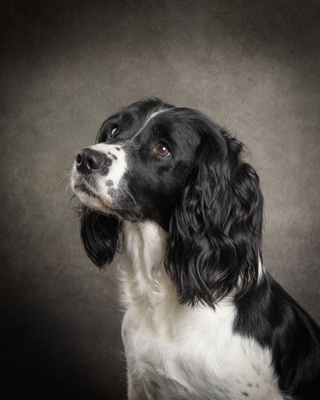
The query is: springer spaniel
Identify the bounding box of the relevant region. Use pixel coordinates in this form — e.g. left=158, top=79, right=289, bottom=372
left=71, top=98, right=320, bottom=399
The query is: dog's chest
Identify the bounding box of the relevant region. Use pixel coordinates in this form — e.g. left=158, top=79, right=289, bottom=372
left=119, top=222, right=283, bottom=399
left=122, top=300, right=283, bottom=399
left=122, top=301, right=283, bottom=400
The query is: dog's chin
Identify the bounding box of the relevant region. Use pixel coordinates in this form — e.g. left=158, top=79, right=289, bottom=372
left=73, top=188, right=143, bottom=222
left=72, top=185, right=119, bottom=217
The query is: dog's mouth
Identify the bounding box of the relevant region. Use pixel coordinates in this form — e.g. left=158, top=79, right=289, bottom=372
left=73, top=182, right=140, bottom=221
left=71, top=169, right=144, bottom=222
left=74, top=182, right=117, bottom=212
left=74, top=182, right=99, bottom=199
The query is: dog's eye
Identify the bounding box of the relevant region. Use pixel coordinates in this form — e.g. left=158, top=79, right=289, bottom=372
left=154, top=143, right=170, bottom=158
left=110, top=126, right=118, bottom=138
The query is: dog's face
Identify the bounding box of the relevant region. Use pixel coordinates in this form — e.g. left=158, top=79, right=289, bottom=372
left=71, top=98, right=201, bottom=230
left=71, top=98, right=263, bottom=307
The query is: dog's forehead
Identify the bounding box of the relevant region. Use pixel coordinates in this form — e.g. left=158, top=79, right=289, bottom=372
left=100, top=107, right=173, bottom=143
left=99, top=103, right=203, bottom=153
left=132, top=108, right=173, bottom=138
left=114, top=101, right=169, bottom=126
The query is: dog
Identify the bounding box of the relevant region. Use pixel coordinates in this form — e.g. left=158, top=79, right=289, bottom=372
left=71, top=98, right=320, bottom=399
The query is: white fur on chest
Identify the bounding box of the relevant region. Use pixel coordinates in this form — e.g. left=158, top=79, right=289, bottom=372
left=118, top=221, right=283, bottom=400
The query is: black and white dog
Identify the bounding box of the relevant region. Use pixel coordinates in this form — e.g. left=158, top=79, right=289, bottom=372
left=71, top=98, right=320, bottom=399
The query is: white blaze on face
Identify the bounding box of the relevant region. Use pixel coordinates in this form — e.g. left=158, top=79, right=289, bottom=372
left=132, top=108, right=171, bottom=139
left=89, top=143, right=127, bottom=192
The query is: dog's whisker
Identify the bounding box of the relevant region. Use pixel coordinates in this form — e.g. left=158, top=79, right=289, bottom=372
left=57, top=171, right=72, bottom=189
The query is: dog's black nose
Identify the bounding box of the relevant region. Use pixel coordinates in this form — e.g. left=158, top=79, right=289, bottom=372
left=76, top=149, right=104, bottom=174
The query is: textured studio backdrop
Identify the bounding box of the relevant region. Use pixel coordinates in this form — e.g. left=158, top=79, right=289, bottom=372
left=1, top=0, right=319, bottom=399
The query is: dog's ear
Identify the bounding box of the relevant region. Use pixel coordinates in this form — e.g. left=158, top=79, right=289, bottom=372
left=80, top=207, right=121, bottom=267
left=165, top=124, right=263, bottom=308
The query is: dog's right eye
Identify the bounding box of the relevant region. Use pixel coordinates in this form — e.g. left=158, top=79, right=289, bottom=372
left=110, top=126, right=118, bottom=138
left=154, top=143, right=171, bottom=158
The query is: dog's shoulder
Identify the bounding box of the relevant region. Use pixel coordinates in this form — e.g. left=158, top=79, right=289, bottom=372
left=234, top=271, right=320, bottom=397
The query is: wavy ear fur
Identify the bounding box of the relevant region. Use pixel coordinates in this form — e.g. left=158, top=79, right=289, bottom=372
left=165, top=122, right=263, bottom=308
left=80, top=207, right=121, bottom=267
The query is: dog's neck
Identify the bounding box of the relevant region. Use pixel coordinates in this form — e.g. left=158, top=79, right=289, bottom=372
left=118, top=221, right=177, bottom=327
left=123, top=220, right=167, bottom=275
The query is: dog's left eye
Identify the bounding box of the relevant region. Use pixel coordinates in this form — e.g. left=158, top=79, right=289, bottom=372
left=154, top=143, right=170, bottom=158
left=110, top=126, right=118, bottom=138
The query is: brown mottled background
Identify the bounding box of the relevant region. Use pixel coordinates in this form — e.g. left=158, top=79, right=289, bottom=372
left=0, top=0, right=319, bottom=399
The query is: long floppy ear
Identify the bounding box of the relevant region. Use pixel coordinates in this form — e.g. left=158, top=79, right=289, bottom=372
left=165, top=123, right=263, bottom=308
left=80, top=207, right=121, bottom=267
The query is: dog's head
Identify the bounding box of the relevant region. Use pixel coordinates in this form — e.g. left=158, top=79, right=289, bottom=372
left=71, top=98, right=263, bottom=307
